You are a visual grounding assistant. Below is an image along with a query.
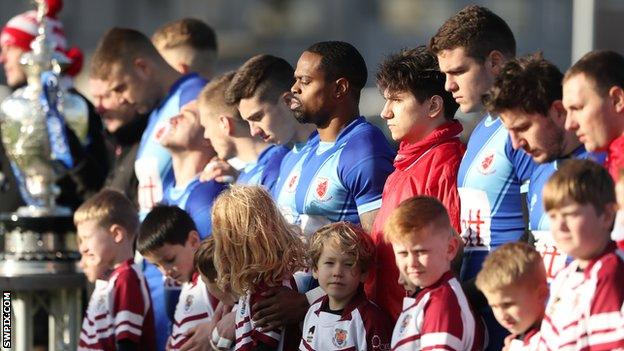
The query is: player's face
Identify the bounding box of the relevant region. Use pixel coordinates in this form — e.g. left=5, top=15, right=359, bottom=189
left=199, top=103, right=235, bottom=160
left=484, top=283, right=547, bottom=335
left=381, top=89, right=434, bottom=143
left=77, top=220, right=117, bottom=283
left=392, top=225, right=457, bottom=289
left=313, top=240, right=367, bottom=310
left=238, top=93, right=296, bottom=145
left=0, top=44, right=26, bottom=88
left=106, top=63, right=158, bottom=115
left=563, top=74, right=618, bottom=152
left=438, top=47, right=496, bottom=114
left=89, top=78, right=139, bottom=133
left=143, top=232, right=200, bottom=284
left=499, top=107, right=565, bottom=163
left=548, top=200, right=615, bottom=268
left=290, top=51, right=334, bottom=127
left=160, top=100, right=206, bottom=150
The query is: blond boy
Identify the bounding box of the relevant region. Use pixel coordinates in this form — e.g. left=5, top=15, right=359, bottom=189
left=75, top=189, right=155, bottom=350
left=476, top=243, right=548, bottom=350
left=385, top=196, right=484, bottom=351
left=152, top=17, right=217, bottom=78
left=539, top=159, right=624, bottom=350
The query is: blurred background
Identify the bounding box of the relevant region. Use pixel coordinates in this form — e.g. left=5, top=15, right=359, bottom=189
left=0, top=0, right=622, bottom=138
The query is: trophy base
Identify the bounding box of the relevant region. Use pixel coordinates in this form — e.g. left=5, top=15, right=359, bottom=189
left=0, top=211, right=79, bottom=277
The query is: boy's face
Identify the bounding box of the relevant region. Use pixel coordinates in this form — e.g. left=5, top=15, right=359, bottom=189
left=548, top=199, right=615, bottom=266
left=392, top=224, right=458, bottom=289
left=484, top=283, right=547, bottom=335
left=380, top=89, right=435, bottom=144
left=313, top=240, right=367, bottom=309
left=200, top=274, right=237, bottom=306
left=76, top=220, right=117, bottom=283
left=143, top=231, right=200, bottom=284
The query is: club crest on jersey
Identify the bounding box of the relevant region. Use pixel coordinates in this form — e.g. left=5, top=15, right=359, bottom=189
left=478, top=151, right=496, bottom=175
left=399, top=314, right=412, bottom=334
left=286, top=174, right=299, bottom=193
left=184, top=295, right=194, bottom=312
left=306, top=325, right=315, bottom=343
left=313, top=177, right=333, bottom=202
left=332, top=328, right=348, bottom=347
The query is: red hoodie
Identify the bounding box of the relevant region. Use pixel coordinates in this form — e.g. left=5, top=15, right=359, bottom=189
left=365, top=120, right=466, bottom=319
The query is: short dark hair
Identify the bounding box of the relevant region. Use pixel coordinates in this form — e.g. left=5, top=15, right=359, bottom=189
left=429, top=5, right=516, bottom=62
left=376, top=46, right=458, bottom=120
left=565, top=50, right=624, bottom=95
left=137, top=205, right=197, bottom=254
left=306, top=41, right=368, bottom=99
left=90, top=27, right=162, bottom=79
left=484, top=53, right=563, bottom=116
left=225, top=54, right=294, bottom=105
left=152, top=17, right=217, bottom=52
left=194, top=237, right=217, bottom=281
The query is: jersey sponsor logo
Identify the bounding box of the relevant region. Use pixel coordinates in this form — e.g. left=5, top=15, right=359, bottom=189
left=332, top=328, right=348, bottom=347
left=184, top=294, right=194, bottom=312
left=313, top=177, right=333, bottom=202
left=306, top=325, right=315, bottom=343
left=286, top=174, right=299, bottom=193
left=478, top=150, right=496, bottom=175
left=458, top=188, right=492, bottom=249
left=533, top=230, right=566, bottom=281
left=399, top=314, right=412, bottom=335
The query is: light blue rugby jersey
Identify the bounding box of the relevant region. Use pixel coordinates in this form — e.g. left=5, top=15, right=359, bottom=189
left=527, top=146, right=605, bottom=279
left=293, top=117, right=395, bottom=235
left=457, top=114, right=537, bottom=252
left=273, top=132, right=320, bottom=227
left=162, top=176, right=227, bottom=239
left=236, top=144, right=290, bottom=193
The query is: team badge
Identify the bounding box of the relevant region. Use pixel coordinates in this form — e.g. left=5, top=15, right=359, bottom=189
left=286, top=174, right=299, bottom=193
left=399, top=314, right=412, bottom=334
left=332, top=328, right=348, bottom=347
left=184, top=295, right=194, bottom=312
left=478, top=150, right=496, bottom=175
left=313, top=177, right=332, bottom=202
left=306, top=325, right=315, bottom=343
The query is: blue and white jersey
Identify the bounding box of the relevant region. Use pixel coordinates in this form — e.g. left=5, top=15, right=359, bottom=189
left=273, top=133, right=320, bottom=227
left=457, top=115, right=537, bottom=253
left=236, top=144, right=290, bottom=193
left=163, top=176, right=227, bottom=239
left=528, top=146, right=605, bottom=280
left=294, top=117, right=395, bottom=235
left=135, top=73, right=207, bottom=218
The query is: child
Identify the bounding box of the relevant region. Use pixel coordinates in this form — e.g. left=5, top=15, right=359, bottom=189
left=539, top=159, right=624, bottom=350
left=137, top=205, right=213, bottom=350
left=300, top=222, right=392, bottom=350
left=475, top=242, right=548, bottom=350
left=211, top=185, right=308, bottom=350
left=75, top=189, right=155, bottom=351
left=384, top=196, right=485, bottom=350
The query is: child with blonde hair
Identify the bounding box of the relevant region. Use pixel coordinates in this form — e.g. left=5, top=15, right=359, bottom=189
left=301, top=222, right=392, bottom=350
left=476, top=242, right=548, bottom=350
left=74, top=189, right=155, bottom=350
left=211, top=185, right=308, bottom=350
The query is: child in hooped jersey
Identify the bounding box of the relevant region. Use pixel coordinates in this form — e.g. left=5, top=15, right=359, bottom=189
left=475, top=242, right=548, bottom=351
left=75, top=189, right=156, bottom=351
left=385, top=196, right=485, bottom=351
left=301, top=222, right=392, bottom=351
left=538, top=159, right=624, bottom=350
left=211, top=185, right=308, bottom=351
left=137, top=205, right=216, bottom=351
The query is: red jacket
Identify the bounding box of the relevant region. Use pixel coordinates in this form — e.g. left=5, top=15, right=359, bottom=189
left=365, top=120, right=466, bottom=319
left=607, top=134, right=624, bottom=181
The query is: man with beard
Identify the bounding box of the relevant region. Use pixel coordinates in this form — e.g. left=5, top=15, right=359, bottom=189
left=484, top=53, right=605, bottom=282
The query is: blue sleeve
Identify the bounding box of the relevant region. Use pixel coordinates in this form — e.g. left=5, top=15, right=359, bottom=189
left=178, top=75, right=208, bottom=109
left=260, top=145, right=290, bottom=193
left=339, top=128, right=395, bottom=214
left=505, top=134, right=538, bottom=182
left=185, top=181, right=227, bottom=239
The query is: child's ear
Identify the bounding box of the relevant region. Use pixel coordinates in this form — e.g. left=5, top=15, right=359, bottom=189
left=312, top=267, right=319, bottom=280
left=109, top=224, right=128, bottom=244
left=447, top=234, right=460, bottom=261
left=188, top=230, right=201, bottom=249
left=600, top=202, right=618, bottom=230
